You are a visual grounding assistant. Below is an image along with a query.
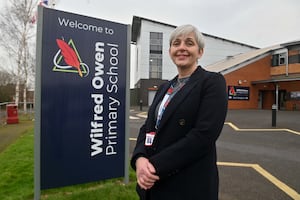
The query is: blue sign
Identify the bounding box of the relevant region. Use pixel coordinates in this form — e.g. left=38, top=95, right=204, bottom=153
left=38, top=7, right=129, bottom=189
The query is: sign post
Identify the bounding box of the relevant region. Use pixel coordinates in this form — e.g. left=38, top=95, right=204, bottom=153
left=35, top=6, right=130, bottom=199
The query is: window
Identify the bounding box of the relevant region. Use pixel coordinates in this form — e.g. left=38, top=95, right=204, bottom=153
left=286, top=91, right=300, bottom=100
left=288, top=54, right=300, bottom=64
left=149, top=32, right=163, bottom=79
left=279, top=53, right=286, bottom=65
left=272, top=53, right=287, bottom=66
left=149, top=54, right=162, bottom=79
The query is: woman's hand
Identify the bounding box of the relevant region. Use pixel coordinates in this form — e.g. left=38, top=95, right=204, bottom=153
left=136, top=157, right=160, bottom=190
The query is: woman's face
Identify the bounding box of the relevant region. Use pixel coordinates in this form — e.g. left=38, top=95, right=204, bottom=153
left=169, top=32, right=203, bottom=69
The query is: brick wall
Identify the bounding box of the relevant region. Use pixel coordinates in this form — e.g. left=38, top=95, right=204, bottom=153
left=224, top=55, right=272, bottom=109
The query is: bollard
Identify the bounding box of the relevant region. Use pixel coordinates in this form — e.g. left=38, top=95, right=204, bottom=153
left=139, top=99, right=143, bottom=111
left=272, top=104, right=277, bottom=127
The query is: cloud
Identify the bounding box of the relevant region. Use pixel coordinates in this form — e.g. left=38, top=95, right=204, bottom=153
left=53, top=0, right=300, bottom=47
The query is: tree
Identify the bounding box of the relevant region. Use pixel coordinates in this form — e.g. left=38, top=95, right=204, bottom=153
left=0, top=84, right=15, bottom=103
left=0, top=71, right=14, bottom=86
left=0, top=0, right=38, bottom=112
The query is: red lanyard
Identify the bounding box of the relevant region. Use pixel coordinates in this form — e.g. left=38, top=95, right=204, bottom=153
left=156, top=83, right=185, bottom=129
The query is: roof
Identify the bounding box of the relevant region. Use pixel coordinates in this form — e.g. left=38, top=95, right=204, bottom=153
left=132, top=16, right=176, bottom=43
left=252, top=77, right=300, bottom=84
left=131, top=16, right=258, bottom=49
left=206, top=39, right=300, bottom=78
left=205, top=45, right=283, bottom=74
left=280, top=40, right=300, bottom=47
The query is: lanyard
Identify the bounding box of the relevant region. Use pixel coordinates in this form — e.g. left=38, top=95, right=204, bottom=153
left=155, top=82, right=185, bottom=129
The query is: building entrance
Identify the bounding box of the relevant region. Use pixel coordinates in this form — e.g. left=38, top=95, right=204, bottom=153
left=258, top=90, right=287, bottom=110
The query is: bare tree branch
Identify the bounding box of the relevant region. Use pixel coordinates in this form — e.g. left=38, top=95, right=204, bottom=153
left=0, top=0, right=38, bottom=107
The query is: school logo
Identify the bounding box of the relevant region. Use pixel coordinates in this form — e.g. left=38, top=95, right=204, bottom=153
left=53, top=38, right=89, bottom=77
left=229, top=86, right=236, bottom=96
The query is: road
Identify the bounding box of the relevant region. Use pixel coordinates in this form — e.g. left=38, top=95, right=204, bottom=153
left=1, top=108, right=298, bottom=199
left=129, top=108, right=300, bottom=200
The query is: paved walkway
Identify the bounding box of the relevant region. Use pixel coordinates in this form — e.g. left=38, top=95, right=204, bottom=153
left=0, top=120, right=34, bottom=152
left=225, top=109, right=300, bottom=132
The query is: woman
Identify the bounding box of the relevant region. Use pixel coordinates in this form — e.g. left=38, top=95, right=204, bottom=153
left=131, top=24, right=228, bottom=200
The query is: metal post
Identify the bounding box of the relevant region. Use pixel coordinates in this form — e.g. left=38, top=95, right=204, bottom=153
left=275, top=83, right=279, bottom=111
left=271, top=83, right=279, bottom=127
left=139, top=99, right=143, bottom=111
left=34, top=5, right=44, bottom=200
left=124, top=24, right=131, bottom=185
left=272, top=104, right=277, bottom=127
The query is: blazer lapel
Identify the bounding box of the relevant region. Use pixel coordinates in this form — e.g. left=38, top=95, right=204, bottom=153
left=151, top=83, right=170, bottom=110
left=157, top=67, right=204, bottom=131
left=147, top=81, right=171, bottom=130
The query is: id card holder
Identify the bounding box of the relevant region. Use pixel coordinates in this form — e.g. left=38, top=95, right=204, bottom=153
left=145, top=132, right=156, bottom=146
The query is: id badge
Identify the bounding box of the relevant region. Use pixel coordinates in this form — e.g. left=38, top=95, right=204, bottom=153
left=145, top=132, right=156, bottom=146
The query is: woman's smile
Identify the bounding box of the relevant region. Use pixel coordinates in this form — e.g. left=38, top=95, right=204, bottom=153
left=169, top=32, right=203, bottom=71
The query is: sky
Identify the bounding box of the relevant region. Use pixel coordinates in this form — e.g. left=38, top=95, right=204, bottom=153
left=0, top=0, right=299, bottom=88
left=52, top=0, right=300, bottom=48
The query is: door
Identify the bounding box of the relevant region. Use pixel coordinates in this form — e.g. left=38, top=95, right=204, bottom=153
left=148, top=90, right=156, bottom=106
left=278, top=90, right=287, bottom=110
left=258, top=91, right=263, bottom=109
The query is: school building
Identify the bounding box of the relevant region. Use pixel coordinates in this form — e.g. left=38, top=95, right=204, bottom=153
left=130, top=16, right=257, bottom=106
left=130, top=16, right=300, bottom=110
left=207, top=41, right=300, bottom=110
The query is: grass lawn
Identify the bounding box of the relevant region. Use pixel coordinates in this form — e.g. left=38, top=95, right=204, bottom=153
left=0, top=119, right=139, bottom=200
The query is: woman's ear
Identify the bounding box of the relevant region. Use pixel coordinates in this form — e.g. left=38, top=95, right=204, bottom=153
left=198, top=48, right=204, bottom=59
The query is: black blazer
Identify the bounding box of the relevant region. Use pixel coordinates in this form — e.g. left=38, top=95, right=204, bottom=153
left=131, top=66, right=228, bottom=200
